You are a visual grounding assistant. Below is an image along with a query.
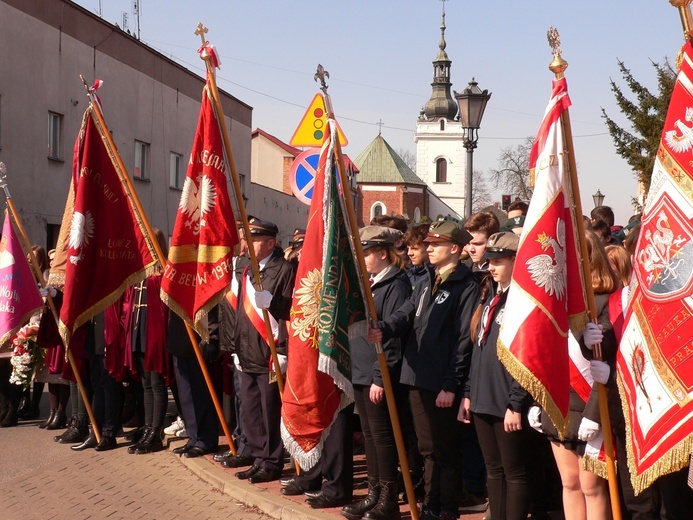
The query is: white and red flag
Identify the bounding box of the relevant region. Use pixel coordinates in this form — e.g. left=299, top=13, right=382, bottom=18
left=498, top=77, right=588, bottom=437
left=59, top=106, right=159, bottom=346
left=160, top=86, right=238, bottom=340
left=0, top=210, right=44, bottom=350
left=617, top=40, right=693, bottom=494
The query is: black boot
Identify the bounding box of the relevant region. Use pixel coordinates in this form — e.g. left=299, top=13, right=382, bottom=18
left=54, top=416, right=77, bottom=442
left=57, top=417, right=88, bottom=443
left=45, top=410, right=67, bottom=430
left=16, top=394, right=30, bottom=419
left=128, top=426, right=152, bottom=454
left=342, top=477, right=380, bottom=520
left=124, top=426, right=145, bottom=442
left=39, top=408, right=56, bottom=429
left=135, top=426, right=164, bottom=454
left=363, top=481, right=400, bottom=520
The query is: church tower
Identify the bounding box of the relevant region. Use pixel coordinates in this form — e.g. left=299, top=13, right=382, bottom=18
left=414, top=7, right=467, bottom=218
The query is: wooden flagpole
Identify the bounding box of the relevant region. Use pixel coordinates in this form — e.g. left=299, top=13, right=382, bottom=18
left=316, top=66, right=420, bottom=520
left=194, top=25, right=286, bottom=395
left=0, top=164, right=102, bottom=443
left=546, top=29, right=622, bottom=520
left=79, top=78, right=237, bottom=454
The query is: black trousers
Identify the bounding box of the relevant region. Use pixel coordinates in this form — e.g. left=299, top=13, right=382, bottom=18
left=134, top=352, right=167, bottom=428
left=174, top=355, right=218, bottom=451
left=239, top=370, right=283, bottom=471
left=473, top=412, right=529, bottom=520
left=293, top=404, right=354, bottom=500
left=409, top=387, right=462, bottom=515
left=354, top=384, right=398, bottom=482
left=231, top=364, right=252, bottom=457
left=90, top=355, right=122, bottom=437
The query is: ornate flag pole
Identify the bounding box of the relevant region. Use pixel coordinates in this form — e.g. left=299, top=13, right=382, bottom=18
left=316, top=66, right=420, bottom=520
left=546, top=29, right=622, bottom=519
left=79, top=77, right=237, bottom=454
left=0, top=163, right=102, bottom=443
left=194, top=25, right=286, bottom=396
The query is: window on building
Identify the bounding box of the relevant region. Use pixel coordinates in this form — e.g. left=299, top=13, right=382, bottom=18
left=370, top=202, right=386, bottom=221
left=169, top=152, right=184, bottom=189
left=440, top=119, right=445, bottom=131
left=48, top=112, right=63, bottom=160
left=436, top=158, right=447, bottom=183
left=134, top=140, right=150, bottom=180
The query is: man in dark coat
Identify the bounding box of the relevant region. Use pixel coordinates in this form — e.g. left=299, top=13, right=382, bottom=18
left=232, top=217, right=294, bottom=484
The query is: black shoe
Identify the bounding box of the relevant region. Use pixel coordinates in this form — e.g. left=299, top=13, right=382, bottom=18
left=16, top=396, right=30, bottom=418
left=342, top=477, right=380, bottom=520
left=249, top=467, right=282, bottom=484
left=363, top=481, right=400, bottom=520
left=56, top=418, right=87, bottom=443
left=213, top=450, right=233, bottom=462
left=280, top=475, right=296, bottom=486
left=184, top=446, right=209, bottom=458
left=21, top=406, right=40, bottom=421
left=220, top=454, right=255, bottom=468
left=134, top=427, right=164, bottom=455
left=172, top=443, right=193, bottom=455
left=71, top=433, right=98, bottom=451
left=45, top=411, right=67, bottom=430
left=307, top=494, right=348, bottom=509
left=304, top=490, right=323, bottom=498
left=39, top=409, right=56, bottom=429
left=281, top=480, right=321, bottom=496
left=235, top=465, right=261, bottom=480
left=94, top=435, right=117, bottom=452
left=0, top=413, right=18, bottom=428
left=124, top=426, right=145, bottom=442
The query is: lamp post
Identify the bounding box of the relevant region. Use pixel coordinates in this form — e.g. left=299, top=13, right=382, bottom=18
left=456, top=78, right=491, bottom=218
left=592, top=189, right=605, bottom=208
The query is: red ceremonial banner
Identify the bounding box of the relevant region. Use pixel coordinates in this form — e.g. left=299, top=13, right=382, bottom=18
left=498, top=77, right=588, bottom=437
left=618, top=40, right=693, bottom=494
left=0, top=211, right=44, bottom=352
left=160, top=87, right=238, bottom=340
left=59, top=109, right=159, bottom=346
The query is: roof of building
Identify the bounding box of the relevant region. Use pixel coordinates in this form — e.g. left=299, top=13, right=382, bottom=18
left=353, top=135, right=427, bottom=186
left=252, top=128, right=302, bottom=156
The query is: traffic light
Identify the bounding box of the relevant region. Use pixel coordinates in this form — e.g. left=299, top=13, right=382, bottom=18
left=502, top=194, right=512, bottom=211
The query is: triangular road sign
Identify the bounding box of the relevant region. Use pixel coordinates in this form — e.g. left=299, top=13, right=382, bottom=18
left=289, top=93, right=348, bottom=147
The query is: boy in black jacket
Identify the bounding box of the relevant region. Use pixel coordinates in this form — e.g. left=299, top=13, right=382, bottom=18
left=369, top=219, right=480, bottom=520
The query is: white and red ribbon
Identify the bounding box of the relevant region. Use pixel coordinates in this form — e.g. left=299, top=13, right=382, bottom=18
left=197, top=41, right=221, bottom=69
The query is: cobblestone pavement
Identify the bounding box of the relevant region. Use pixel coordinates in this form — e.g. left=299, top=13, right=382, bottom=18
left=0, top=420, right=270, bottom=520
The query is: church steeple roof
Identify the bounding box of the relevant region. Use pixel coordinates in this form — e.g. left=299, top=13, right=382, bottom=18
left=422, top=9, right=458, bottom=121
left=354, top=135, right=427, bottom=186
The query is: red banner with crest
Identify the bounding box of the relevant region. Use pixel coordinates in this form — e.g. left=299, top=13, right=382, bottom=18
left=617, top=41, right=693, bottom=494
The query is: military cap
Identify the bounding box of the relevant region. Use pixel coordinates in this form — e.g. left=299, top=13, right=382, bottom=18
left=291, top=228, right=306, bottom=249
left=484, top=231, right=519, bottom=258
left=248, top=217, right=278, bottom=237
left=359, top=226, right=403, bottom=249
left=423, top=219, right=473, bottom=248
left=501, top=215, right=525, bottom=231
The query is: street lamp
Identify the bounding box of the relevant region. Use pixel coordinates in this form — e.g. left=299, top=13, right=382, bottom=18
left=592, top=189, right=605, bottom=208
left=456, top=78, right=491, bottom=217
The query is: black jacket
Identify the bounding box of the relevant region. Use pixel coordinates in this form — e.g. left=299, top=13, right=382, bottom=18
left=233, top=248, right=294, bottom=374
left=468, top=288, right=530, bottom=417
left=350, top=267, right=411, bottom=386
left=166, top=306, right=219, bottom=359
left=381, top=262, right=480, bottom=395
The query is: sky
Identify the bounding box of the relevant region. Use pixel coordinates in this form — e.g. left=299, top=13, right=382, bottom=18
left=73, top=0, right=685, bottom=225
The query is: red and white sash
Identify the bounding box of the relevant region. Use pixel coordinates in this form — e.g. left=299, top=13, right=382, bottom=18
left=240, top=267, right=278, bottom=346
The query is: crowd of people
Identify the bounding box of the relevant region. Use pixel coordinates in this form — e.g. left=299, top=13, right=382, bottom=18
left=1, top=205, right=692, bottom=520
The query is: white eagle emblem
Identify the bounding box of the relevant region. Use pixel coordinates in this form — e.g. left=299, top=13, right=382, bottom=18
left=526, top=219, right=567, bottom=301
left=664, top=107, right=693, bottom=154
left=68, top=210, right=95, bottom=265
left=179, top=173, right=217, bottom=235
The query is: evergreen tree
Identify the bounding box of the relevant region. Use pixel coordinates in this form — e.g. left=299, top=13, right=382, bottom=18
left=601, top=59, right=676, bottom=193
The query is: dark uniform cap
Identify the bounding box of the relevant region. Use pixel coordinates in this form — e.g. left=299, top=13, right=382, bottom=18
left=248, top=217, right=278, bottom=237
left=501, top=215, right=525, bottom=231
left=423, top=219, right=473, bottom=248
left=484, top=231, right=519, bottom=259
left=359, top=226, right=403, bottom=249
left=291, top=228, right=306, bottom=249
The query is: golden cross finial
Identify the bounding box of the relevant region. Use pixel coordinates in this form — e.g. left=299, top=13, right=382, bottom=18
left=195, top=23, right=208, bottom=45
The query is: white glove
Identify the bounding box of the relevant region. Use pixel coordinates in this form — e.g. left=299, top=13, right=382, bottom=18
left=582, top=322, right=603, bottom=350
left=577, top=418, right=600, bottom=442
left=232, top=353, right=242, bottom=372
left=590, top=360, right=611, bottom=385
left=39, top=285, right=57, bottom=298
left=271, top=354, right=288, bottom=374
left=254, top=290, right=273, bottom=310
left=528, top=406, right=542, bottom=432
